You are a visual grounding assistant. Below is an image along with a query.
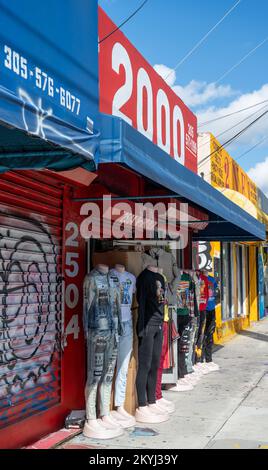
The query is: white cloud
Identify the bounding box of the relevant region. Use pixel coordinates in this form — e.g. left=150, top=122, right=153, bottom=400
left=153, top=64, right=176, bottom=87
left=197, top=83, right=268, bottom=148
left=173, top=80, right=236, bottom=107
left=154, top=64, right=236, bottom=107
left=248, top=157, right=268, bottom=196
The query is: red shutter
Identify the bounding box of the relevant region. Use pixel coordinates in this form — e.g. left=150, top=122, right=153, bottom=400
left=0, top=170, right=63, bottom=430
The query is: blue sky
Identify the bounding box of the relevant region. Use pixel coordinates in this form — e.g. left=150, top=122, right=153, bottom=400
left=99, top=0, right=268, bottom=194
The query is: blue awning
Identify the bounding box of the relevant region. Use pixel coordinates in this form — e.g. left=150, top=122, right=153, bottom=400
left=0, top=0, right=99, bottom=172
left=99, top=114, right=266, bottom=242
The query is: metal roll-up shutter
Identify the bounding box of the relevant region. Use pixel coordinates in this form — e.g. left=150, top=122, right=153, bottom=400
left=0, top=170, right=63, bottom=429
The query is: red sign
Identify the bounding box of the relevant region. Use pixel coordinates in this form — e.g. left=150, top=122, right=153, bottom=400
left=99, top=7, right=197, bottom=173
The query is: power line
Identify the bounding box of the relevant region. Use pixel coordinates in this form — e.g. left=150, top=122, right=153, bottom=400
left=201, top=131, right=268, bottom=182
left=165, top=0, right=242, bottom=81
left=199, top=99, right=268, bottom=127
left=198, top=103, right=268, bottom=150
left=99, top=0, right=149, bottom=44
left=235, top=135, right=268, bottom=163
left=215, top=36, right=268, bottom=84
left=198, top=107, right=268, bottom=168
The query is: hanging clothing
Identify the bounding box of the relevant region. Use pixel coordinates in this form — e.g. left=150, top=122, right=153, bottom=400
left=83, top=268, right=122, bottom=333
left=155, top=322, right=169, bottom=401
left=176, top=272, right=198, bottom=317
left=207, top=275, right=218, bottom=311
left=199, top=273, right=209, bottom=312
left=136, top=268, right=165, bottom=337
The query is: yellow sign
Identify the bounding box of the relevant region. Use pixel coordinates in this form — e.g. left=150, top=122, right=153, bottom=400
left=210, top=134, right=258, bottom=208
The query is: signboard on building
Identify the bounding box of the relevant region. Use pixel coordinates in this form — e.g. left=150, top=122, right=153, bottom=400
left=210, top=135, right=258, bottom=208
left=99, top=7, right=198, bottom=173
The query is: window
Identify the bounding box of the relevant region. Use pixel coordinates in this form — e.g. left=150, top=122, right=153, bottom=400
left=221, top=242, right=233, bottom=320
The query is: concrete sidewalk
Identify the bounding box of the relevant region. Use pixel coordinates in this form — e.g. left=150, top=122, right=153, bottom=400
left=58, top=318, right=268, bottom=450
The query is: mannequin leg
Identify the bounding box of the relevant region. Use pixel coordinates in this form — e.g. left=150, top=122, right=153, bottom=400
left=196, top=310, right=206, bottom=363
left=185, top=317, right=197, bottom=374
left=147, top=325, right=163, bottom=405
left=203, top=309, right=216, bottom=363
left=114, top=320, right=133, bottom=408
left=85, top=331, right=106, bottom=421
left=136, top=326, right=156, bottom=407
left=99, top=331, right=118, bottom=418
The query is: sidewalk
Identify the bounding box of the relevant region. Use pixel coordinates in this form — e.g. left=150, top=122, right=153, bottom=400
left=58, top=318, right=268, bottom=450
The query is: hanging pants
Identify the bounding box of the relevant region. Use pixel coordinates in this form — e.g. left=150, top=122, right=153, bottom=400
left=85, top=329, right=118, bottom=420
left=136, top=324, right=163, bottom=407
left=114, top=319, right=133, bottom=407
left=177, top=315, right=192, bottom=379
left=202, top=309, right=216, bottom=363
left=155, top=321, right=169, bottom=400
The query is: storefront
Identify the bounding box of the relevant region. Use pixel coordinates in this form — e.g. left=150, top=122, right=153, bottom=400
left=197, top=132, right=268, bottom=340
left=0, top=3, right=266, bottom=448
left=0, top=0, right=99, bottom=449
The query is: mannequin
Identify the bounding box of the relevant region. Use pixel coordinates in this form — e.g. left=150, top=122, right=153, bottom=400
left=83, top=264, right=124, bottom=439
left=109, top=264, right=136, bottom=428
left=155, top=268, right=175, bottom=414
left=135, top=265, right=169, bottom=423
left=201, top=273, right=219, bottom=371
left=169, top=269, right=198, bottom=392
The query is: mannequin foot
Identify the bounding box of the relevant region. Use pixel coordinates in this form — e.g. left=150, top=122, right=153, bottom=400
left=101, top=414, right=123, bottom=434
left=156, top=397, right=175, bottom=414
left=83, top=419, right=123, bottom=439
left=111, top=408, right=136, bottom=428
left=148, top=403, right=169, bottom=415
left=135, top=405, right=169, bottom=424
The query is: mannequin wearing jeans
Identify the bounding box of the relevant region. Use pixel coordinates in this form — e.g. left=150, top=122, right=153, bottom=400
left=109, top=265, right=136, bottom=427
left=83, top=264, right=123, bottom=440
left=135, top=266, right=169, bottom=423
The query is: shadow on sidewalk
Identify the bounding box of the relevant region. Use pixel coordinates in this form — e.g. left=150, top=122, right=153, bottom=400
left=237, top=330, right=268, bottom=343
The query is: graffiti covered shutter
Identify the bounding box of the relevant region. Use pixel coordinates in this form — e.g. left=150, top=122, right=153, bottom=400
left=0, top=170, right=63, bottom=428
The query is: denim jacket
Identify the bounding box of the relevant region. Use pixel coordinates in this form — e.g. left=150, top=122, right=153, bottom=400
left=83, top=268, right=122, bottom=335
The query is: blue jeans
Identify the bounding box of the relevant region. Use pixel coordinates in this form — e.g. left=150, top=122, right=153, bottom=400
left=114, top=319, right=133, bottom=407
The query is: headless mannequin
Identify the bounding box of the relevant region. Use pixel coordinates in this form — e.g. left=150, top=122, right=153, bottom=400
left=155, top=268, right=175, bottom=414
left=135, top=265, right=169, bottom=423
left=111, top=264, right=136, bottom=427
left=83, top=263, right=123, bottom=439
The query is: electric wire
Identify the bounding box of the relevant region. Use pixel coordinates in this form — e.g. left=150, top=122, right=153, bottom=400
left=214, top=36, right=268, bottom=84
left=198, top=107, right=268, bottom=168
left=164, top=0, right=242, bottom=81
left=198, top=103, right=268, bottom=150
left=199, top=98, right=268, bottom=127
left=99, top=0, right=149, bottom=44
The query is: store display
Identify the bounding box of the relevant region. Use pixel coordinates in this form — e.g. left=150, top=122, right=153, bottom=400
left=135, top=266, right=169, bottom=423
left=83, top=264, right=123, bottom=439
